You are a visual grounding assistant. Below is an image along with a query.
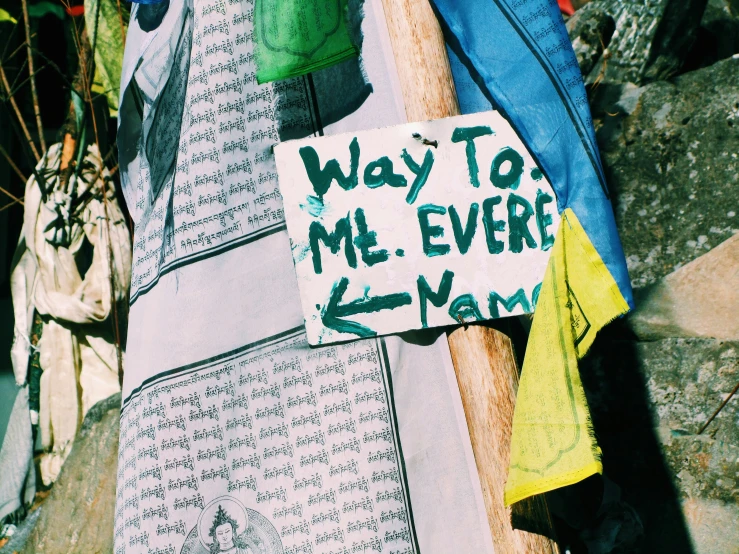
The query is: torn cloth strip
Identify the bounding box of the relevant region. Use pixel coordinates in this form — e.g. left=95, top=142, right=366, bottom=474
left=431, top=0, right=633, bottom=504
left=0, top=386, right=35, bottom=522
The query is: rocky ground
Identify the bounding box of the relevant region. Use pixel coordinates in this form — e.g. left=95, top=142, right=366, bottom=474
left=571, top=0, right=739, bottom=552
left=0, top=394, right=120, bottom=554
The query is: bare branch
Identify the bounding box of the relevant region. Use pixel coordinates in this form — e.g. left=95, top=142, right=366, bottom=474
left=32, top=50, right=74, bottom=90
left=115, top=0, right=127, bottom=48
left=0, top=183, right=24, bottom=205
left=58, top=19, right=95, bottom=194
left=0, top=15, right=22, bottom=61
left=8, top=63, right=50, bottom=96
left=0, top=61, right=41, bottom=162
left=0, top=199, right=22, bottom=213
left=83, top=6, right=102, bottom=154
left=8, top=58, right=29, bottom=93
left=6, top=35, right=38, bottom=63
left=22, top=0, right=46, bottom=152
left=0, top=143, right=28, bottom=182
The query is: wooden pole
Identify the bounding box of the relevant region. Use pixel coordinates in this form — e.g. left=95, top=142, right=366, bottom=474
left=379, top=1, right=560, bottom=551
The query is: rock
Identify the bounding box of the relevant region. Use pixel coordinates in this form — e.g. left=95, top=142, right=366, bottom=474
left=639, top=338, right=739, bottom=553
left=578, top=0, right=707, bottom=85
left=627, top=234, right=739, bottom=340
left=566, top=6, right=615, bottom=77
left=18, top=394, right=120, bottom=554
left=581, top=47, right=739, bottom=554
left=0, top=509, right=41, bottom=554
left=580, top=337, right=739, bottom=552
left=702, top=0, right=739, bottom=57
left=593, top=56, right=739, bottom=288
left=679, top=497, right=739, bottom=553
left=684, top=0, right=739, bottom=71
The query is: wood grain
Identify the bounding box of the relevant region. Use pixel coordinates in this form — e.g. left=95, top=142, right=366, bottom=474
left=380, top=0, right=460, bottom=121
left=379, top=0, right=560, bottom=551
left=448, top=326, right=559, bottom=553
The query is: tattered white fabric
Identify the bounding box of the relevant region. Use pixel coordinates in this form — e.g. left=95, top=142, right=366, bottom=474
left=9, top=235, right=35, bottom=388
left=0, top=387, right=35, bottom=522
left=11, top=143, right=132, bottom=485
left=1, top=226, right=37, bottom=522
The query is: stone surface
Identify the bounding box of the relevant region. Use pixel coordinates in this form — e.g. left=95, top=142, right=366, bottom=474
left=562, top=20, right=739, bottom=547
left=685, top=0, right=739, bottom=71
left=579, top=0, right=707, bottom=85
left=627, top=233, right=739, bottom=340
left=581, top=336, right=739, bottom=553
left=566, top=6, right=615, bottom=77
left=679, top=497, right=739, bottom=553
left=0, top=509, right=40, bottom=554
left=593, top=56, right=739, bottom=288
left=18, top=394, right=120, bottom=554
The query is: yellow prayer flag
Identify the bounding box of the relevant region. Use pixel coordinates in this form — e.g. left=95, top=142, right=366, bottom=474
left=504, top=209, right=630, bottom=506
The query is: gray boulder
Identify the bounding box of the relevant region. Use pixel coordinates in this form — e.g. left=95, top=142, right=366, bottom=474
left=593, top=56, right=739, bottom=288
left=627, top=234, right=739, bottom=341
left=566, top=6, right=616, bottom=77
left=686, top=0, right=739, bottom=69
left=18, top=394, right=120, bottom=554
left=581, top=337, right=739, bottom=553
left=575, top=0, right=707, bottom=85
left=583, top=50, right=739, bottom=554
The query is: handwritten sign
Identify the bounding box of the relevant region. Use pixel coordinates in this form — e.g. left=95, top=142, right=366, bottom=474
left=275, top=112, right=560, bottom=345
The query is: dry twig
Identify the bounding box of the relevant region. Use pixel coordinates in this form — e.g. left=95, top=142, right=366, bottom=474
left=0, top=200, right=22, bottom=213
left=0, top=183, right=24, bottom=206
left=0, top=61, right=41, bottom=162
left=698, top=381, right=739, bottom=434
left=22, top=0, right=46, bottom=153
left=0, top=143, right=28, bottom=182
left=115, top=0, right=127, bottom=48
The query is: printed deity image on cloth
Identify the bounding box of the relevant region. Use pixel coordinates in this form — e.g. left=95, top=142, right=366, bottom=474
left=180, top=496, right=283, bottom=554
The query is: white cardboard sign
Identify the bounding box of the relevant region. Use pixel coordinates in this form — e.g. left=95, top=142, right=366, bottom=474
left=275, top=111, right=560, bottom=345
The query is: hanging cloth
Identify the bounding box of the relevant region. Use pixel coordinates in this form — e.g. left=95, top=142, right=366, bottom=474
left=17, top=143, right=131, bottom=484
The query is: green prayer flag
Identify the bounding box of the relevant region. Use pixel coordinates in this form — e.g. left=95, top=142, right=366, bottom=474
left=255, top=0, right=358, bottom=84
left=85, top=0, right=128, bottom=115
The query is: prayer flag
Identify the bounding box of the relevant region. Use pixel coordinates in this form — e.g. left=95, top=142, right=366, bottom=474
left=254, top=0, right=358, bottom=84
left=431, top=0, right=633, bottom=504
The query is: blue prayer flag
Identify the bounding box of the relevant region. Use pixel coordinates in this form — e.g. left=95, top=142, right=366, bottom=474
left=432, top=0, right=633, bottom=308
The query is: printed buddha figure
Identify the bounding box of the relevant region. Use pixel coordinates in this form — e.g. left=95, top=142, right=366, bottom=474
left=208, top=505, right=253, bottom=554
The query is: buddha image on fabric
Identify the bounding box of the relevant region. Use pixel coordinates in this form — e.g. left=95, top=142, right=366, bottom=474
left=209, top=505, right=251, bottom=554
left=180, top=496, right=283, bottom=554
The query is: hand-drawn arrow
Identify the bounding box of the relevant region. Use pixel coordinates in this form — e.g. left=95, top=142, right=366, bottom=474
left=321, top=277, right=413, bottom=338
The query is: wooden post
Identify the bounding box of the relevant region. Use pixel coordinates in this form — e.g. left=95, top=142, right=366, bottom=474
left=379, top=1, right=560, bottom=551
